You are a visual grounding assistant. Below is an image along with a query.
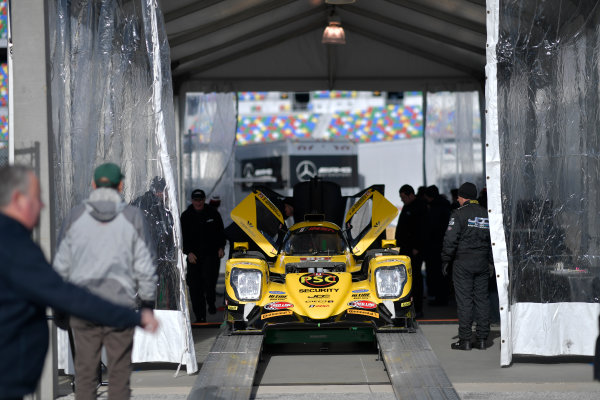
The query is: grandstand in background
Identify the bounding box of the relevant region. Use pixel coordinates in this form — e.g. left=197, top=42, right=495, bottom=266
left=236, top=91, right=424, bottom=145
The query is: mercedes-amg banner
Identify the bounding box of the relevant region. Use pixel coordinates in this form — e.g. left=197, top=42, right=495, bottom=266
left=241, top=156, right=283, bottom=190
left=290, top=155, right=358, bottom=187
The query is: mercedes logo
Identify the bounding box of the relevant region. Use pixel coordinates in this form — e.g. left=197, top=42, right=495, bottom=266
left=296, top=160, right=317, bottom=181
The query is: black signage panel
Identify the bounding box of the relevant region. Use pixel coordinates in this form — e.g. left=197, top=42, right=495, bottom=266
left=290, top=155, right=358, bottom=187
left=240, top=157, right=283, bottom=191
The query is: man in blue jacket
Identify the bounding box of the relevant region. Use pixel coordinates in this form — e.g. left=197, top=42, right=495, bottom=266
left=0, top=165, right=159, bottom=400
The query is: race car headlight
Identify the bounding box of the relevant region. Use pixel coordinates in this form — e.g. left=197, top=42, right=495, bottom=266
left=375, top=266, right=406, bottom=299
left=230, top=268, right=262, bottom=301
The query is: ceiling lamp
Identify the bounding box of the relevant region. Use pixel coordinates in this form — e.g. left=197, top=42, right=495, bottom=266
left=322, top=15, right=346, bottom=45
left=325, top=0, right=356, bottom=4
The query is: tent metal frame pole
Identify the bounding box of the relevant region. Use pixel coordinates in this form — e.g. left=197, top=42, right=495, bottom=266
left=422, top=88, right=428, bottom=187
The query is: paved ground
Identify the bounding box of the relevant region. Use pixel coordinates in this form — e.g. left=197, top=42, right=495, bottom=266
left=56, top=291, right=600, bottom=399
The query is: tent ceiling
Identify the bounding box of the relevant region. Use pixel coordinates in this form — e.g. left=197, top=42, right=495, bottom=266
left=159, top=0, right=486, bottom=92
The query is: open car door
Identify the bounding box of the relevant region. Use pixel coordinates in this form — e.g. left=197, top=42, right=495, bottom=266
left=344, top=186, right=398, bottom=256
left=230, top=189, right=286, bottom=257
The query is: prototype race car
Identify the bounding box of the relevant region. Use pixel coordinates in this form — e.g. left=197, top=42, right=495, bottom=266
left=224, top=179, right=415, bottom=341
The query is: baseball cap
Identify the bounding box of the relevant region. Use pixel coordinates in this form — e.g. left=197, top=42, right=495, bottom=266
left=458, top=182, right=477, bottom=200
left=94, top=163, right=123, bottom=188
left=191, top=189, right=206, bottom=200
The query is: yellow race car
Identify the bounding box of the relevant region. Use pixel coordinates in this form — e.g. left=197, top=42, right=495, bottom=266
left=224, top=179, right=415, bottom=341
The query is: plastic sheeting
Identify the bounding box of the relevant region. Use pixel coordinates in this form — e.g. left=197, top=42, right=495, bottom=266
left=49, top=0, right=196, bottom=373
left=182, top=92, right=236, bottom=226
left=488, top=0, right=600, bottom=365
left=424, top=91, right=484, bottom=198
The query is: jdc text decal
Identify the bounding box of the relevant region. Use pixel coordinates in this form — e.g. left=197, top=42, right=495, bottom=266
left=299, top=272, right=339, bottom=288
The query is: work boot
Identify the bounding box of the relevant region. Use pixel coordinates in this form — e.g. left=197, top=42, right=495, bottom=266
left=475, top=338, right=487, bottom=350
left=450, top=339, right=472, bottom=351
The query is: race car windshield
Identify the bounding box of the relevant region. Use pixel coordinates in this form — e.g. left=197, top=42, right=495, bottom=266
left=283, top=227, right=346, bottom=255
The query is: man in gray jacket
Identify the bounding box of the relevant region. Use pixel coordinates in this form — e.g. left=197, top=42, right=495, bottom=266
left=54, top=163, right=157, bottom=400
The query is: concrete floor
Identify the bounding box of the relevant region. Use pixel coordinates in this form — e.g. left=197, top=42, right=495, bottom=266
left=56, top=288, right=600, bottom=399
left=56, top=320, right=600, bottom=400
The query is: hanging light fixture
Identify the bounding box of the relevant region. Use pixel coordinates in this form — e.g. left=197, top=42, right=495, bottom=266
left=322, top=9, right=346, bottom=45
left=325, top=0, right=355, bottom=4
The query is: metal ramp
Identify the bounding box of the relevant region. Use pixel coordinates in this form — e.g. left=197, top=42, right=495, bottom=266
left=188, top=333, right=264, bottom=400
left=376, top=329, right=460, bottom=400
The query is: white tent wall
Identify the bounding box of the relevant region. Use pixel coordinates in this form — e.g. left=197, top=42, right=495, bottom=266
left=48, top=0, right=196, bottom=373
left=488, top=0, right=600, bottom=366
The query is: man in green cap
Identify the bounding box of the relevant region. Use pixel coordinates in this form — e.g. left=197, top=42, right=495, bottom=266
left=54, top=162, right=157, bottom=400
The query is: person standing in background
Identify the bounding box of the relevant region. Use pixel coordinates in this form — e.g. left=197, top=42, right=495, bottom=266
left=394, top=184, right=427, bottom=318
left=441, top=182, right=493, bottom=351
left=181, top=189, right=226, bottom=322
left=53, top=163, right=158, bottom=400
left=132, top=176, right=179, bottom=310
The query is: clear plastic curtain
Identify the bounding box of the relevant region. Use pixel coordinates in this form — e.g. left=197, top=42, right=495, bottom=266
left=49, top=0, right=182, bottom=311
left=489, top=0, right=600, bottom=362
left=424, top=91, right=484, bottom=198
left=182, top=93, right=236, bottom=227
left=498, top=0, right=600, bottom=305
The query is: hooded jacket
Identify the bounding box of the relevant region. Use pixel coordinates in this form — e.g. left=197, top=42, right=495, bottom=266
left=53, top=188, right=157, bottom=308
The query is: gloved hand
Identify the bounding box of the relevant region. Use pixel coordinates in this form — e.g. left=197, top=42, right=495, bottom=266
left=442, top=262, right=450, bottom=277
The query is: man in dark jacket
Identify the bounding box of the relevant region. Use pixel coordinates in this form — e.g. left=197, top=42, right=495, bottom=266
left=0, top=165, right=159, bottom=399
left=394, top=184, right=427, bottom=317
left=441, top=182, right=493, bottom=351
left=132, top=176, right=179, bottom=310
left=181, top=189, right=226, bottom=322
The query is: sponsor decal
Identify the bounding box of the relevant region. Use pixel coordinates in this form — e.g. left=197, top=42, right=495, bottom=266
left=306, top=300, right=335, bottom=303
left=261, top=310, right=293, bottom=320
left=352, top=289, right=369, bottom=293
left=299, top=257, right=331, bottom=261
left=346, top=189, right=372, bottom=220
left=269, top=291, right=286, bottom=295
left=264, top=302, right=293, bottom=310
left=299, top=272, right=339, bottom=288
left=347, top=309, right=379, bottom=318
left=348, top=300, right=377, bottom=309
left=308, top=304, right=330, bottom=308
left=256, top=192, right=283, bottom=220
left=468, top=217, right=489, bottom=229
left=269, top=295, right=287, bottom=300
left=306, top=226, right=335, bottom=232
left=227, top=305, right=238, bottom=311
left=299, top=288, right=339, bottom=293
left=308, top=295, right=330, bottom=298
left=401, top=301, right=412, bottom=307
left=352, top=293, right=370, bottom=299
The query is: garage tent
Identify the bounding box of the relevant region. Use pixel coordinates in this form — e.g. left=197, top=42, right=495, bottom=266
left=47, top=0, right=600, bottom=369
